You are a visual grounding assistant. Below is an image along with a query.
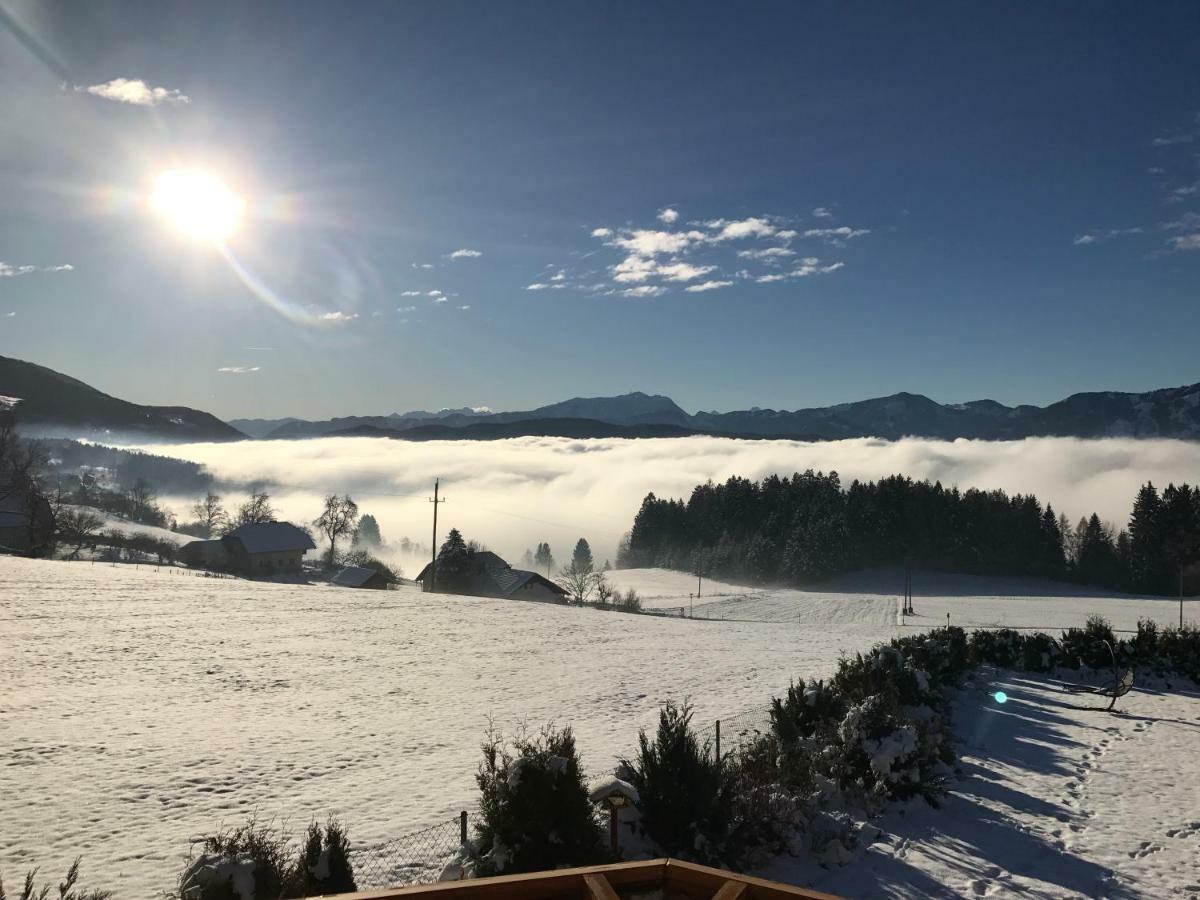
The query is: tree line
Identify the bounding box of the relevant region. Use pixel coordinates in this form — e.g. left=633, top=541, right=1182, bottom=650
left=618, top=470, right=1200, bottom=596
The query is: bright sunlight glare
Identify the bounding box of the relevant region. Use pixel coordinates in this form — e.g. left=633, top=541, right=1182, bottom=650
left=149, top=169, right=244, bottom=243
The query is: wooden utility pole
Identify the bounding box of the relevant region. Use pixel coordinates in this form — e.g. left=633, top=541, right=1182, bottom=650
left=429, top=478, right=445, bottom=592
left=1181, top=565, right=1185, bottom=630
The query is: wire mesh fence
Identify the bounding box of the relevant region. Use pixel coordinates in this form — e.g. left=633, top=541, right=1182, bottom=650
left=350, top=813, right=474, bottom=890
left=345, top=706, right=777, bottom=890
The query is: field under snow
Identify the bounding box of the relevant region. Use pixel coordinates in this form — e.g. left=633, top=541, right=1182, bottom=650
left=3, top=557, right=1199, bottom=898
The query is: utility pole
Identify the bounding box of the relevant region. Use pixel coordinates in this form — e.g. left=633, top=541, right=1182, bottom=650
left=1181, top=565, right=1185, bottom=630
left=429, top=478, right=445, bottom=593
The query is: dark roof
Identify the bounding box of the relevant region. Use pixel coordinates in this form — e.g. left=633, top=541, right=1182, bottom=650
left=332, top=565, right=386, bottom=587
left=498, top=569, right=568, bottom=598
left=223, top=521, right=316, bottom=554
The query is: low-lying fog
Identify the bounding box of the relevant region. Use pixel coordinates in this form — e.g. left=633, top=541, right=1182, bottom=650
left=142, top=435, right=1200, bottom=577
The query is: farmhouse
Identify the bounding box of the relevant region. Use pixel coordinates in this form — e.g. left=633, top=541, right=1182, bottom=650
left=183, top=521, right=315, bottom=576
left=331, top=564, right=391, bottom=590
left=415, top=549, right=567, bottom=602
left=0, top=488, right=54, bottom=556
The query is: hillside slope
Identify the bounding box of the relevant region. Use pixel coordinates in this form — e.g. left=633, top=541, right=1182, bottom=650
left=0, top=355, right=243, bottom=442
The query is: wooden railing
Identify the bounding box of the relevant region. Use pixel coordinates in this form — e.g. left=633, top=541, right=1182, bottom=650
left=321, top=858, right=841, bottom=900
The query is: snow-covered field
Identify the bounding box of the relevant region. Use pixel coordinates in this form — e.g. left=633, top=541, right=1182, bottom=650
left=3, top=557, right=1198, bottom=898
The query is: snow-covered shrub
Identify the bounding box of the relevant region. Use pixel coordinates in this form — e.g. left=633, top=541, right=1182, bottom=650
left=177, top=818, right=292, bottom=900
left=771, top=678, right=845, bottom=748
left=889, top=627, right=970, bottom=687
left=724, top=732, right=810, bottom=865
left=292, top=818, right=356, bottom=897
left=0, top=858, right=111, bottom=900
left=1060, top=615, right=1117, bottom=670
left=1019, top=631, right=1059, bottom=672
left=622, top=701, right=733, bottom=865
left=1156, top=623, right=1200, bottom=682
left=968, top=628, right=1024, bottom=668
left=474, top=725, right=606, bottom=875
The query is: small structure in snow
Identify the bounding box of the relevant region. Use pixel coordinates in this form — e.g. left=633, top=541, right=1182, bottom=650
left=182, top=521, right=315, bottom=576
left=332, top=565, right=390, bottom=590
left=415, top=550, right=568, bottom=602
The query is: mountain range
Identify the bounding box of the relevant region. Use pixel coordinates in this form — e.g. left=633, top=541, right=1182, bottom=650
left=233, top=384, right=1200, bottom=442
left=3, top=354, right=1198, bottom=443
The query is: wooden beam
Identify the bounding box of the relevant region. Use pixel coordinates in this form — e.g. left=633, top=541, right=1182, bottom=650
left=711, top=880, right=749, bottom=900
left=582, top=873, right=621, bottom=900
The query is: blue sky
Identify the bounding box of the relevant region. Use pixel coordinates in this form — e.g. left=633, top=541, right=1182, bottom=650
left=0, top=0, right=1197, bottom=420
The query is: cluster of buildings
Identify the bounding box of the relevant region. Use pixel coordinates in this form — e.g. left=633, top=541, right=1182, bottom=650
left=181, top=522, right=567, bottom=600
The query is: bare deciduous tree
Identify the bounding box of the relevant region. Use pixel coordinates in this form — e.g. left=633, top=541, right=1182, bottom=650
left=235, top=490, right=275, bottom=527
left=190, top=492, right=227, bottom=538
left=558, top=562, right=595, bottom=604
left=314, top=494, right=359, bottom=568
left=57, top=507, right=106, bottom=559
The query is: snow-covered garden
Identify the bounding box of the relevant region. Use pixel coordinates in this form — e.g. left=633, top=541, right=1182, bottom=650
left=3, top=556, right=1199, bottom=898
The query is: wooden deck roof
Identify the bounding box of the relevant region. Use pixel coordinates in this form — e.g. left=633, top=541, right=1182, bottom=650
left=323, top=858, right=841, bottom=900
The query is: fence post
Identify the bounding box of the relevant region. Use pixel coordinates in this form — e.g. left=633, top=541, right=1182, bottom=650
left=714, top=719, right=721, bottom=764
left=460, top=810, right=468, bottom=844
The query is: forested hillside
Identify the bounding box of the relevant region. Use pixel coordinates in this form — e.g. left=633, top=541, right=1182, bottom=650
left=620, top=472, right=1200, bottom=595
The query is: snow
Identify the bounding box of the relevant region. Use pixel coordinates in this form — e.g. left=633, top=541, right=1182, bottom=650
left=587, top=774, right=639, bottom=806
left=3, top=557, right=1199, bottom=899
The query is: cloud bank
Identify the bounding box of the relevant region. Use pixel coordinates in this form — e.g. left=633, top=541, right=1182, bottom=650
left=144, top=435, right=1200, bottom=573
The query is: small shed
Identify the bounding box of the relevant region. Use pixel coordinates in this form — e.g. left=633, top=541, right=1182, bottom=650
left=181, top=538, right=230, bottom=570
left=331, top=565, right=390, bottom=590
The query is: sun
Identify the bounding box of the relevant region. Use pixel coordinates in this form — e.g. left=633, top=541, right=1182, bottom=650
left=150, top=169, right=245, bottom=243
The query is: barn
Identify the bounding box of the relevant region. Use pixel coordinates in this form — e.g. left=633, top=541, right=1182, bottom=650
left=415, top=549, right=567, bottom=602
left=331, top=565, right=391, bottom=590
left=219, top=521, right=315, bottom=576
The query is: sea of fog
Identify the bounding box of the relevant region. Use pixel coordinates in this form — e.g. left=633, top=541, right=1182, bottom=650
left=139, top=435, right=1200, bottom=574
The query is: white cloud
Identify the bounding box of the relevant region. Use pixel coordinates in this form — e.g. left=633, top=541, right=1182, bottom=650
left=656, top=261, right=717, bottom=282
left=1162, top=212, right=1200, bottom=231
left=611, top=229, right=703, bottom=256
left=1168, top=180, right=1200, bottom=201
left=427, top=290, right=444, bottom=297
left=590, top=227, right=613, bottom=238
left=217, top=366, right=261, bottom=374
left=400, top=290, right=422, bottom=296
left=397, top=306, right=417, bottom=312
left=706, top=217, right=778, bottom=241
left=737, top=247, right=795, bottom=261
left=1169, top=234, right=1200, bottom=251
left=432, top=296, right=449, bottom=303
left=684, top=280, right=733, bottom=293
left=755, top=273, right=788, bottom=283
left=611, top=255, right=659, bottom=283
left=448, top=248, right=483, bottom=259
left=620, top=285, right=666, bottom=298
left=459, top=305, right=471, bottom=310
left=1072, top=227, right=1144, bottom=246
left=2, top=311, right=15, bottom=318
left=319, top=311, right=359, bottom=322
left=81, top=78, right=188, bottom=106
left=411, top=263, right=434, bottom=269
left=756, top=259, right=843, bottom=281
left=550, top=271, right=566, bottom=282
left=526, top=282, right=565, bottom=291
left=803, top=226, right=869, bottom=243
left=812, top=207, right=833, bottom=218
left=0, top=262, right=73, bottom=277
left=657, top=207, right=680, bottom=224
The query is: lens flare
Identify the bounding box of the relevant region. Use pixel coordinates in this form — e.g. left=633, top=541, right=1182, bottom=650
left=993, top=691, right=1008, bottom=704
left=150, top=169, right=244, bottom=243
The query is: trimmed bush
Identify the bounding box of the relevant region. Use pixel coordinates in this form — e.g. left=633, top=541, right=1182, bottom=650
left=474, top=725, right=606, bottom=875
left=1060, top=615, right=1117, bottom=670
left=293, top=818, right=356, bottom=897
left=622, top=701, right=732, bottom=865
left=969, top=628, right=1024, bottom=668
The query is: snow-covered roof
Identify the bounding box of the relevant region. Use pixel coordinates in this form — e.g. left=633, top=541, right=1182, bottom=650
left=223, top=522, right=316, bottom=554
left=587, top=774, right=640, bottom=805
left=332, top=565, right=384, bottom=587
